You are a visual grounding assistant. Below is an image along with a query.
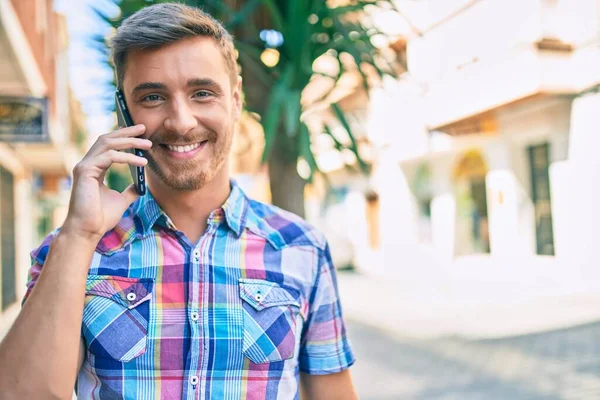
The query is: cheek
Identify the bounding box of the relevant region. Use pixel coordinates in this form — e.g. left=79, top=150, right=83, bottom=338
left=199, top=101, right=234, bottom=129
left=201, top=113, right=229, bottom=136
left=136, top=113, right=163, bottom=139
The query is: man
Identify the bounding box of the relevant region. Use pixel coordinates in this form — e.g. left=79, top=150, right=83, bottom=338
left=0, top=3, right=356, bottom=399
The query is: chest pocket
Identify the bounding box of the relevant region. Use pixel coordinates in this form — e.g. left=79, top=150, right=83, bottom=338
left=82, top=275, right=154, bottom=363
left=239, top=279, right=303, bottom=364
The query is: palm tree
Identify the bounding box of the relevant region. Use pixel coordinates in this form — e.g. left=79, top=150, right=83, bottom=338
left=93, top=0, right=404, bottom=217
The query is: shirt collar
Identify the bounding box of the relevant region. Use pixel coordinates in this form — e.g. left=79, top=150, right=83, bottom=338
left=134, top=179, right=249, bottom=237
left=221, top=179, right=249, bottom=237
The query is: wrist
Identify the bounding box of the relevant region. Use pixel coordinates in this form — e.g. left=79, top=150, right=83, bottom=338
left=58, top=222, right=103, bottom=245
left=40, top=225, right=100, bottom=277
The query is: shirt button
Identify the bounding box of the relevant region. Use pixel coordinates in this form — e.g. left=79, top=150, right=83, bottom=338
left=191, top=311, right=199, bottom=321
left=193, top=249, right=200, bottom=261
left=255, top=293, right=263, bottom=302
left=190, top=375, right=199, bottom=386
left=126, top=292, right=137, bottom=302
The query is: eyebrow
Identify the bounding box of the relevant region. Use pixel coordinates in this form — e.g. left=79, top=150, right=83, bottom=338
left=131, top=78, right=222, bottom=96
left=186, top=78, right=222, bottom=91
left=131, top=82, right=167, bottom=95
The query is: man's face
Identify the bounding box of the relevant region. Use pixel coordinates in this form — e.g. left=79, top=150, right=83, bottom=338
left=122, top=36, right=242, bottom=191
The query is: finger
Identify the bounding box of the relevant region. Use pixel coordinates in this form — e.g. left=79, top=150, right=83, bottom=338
left=121, top=184, right=141, bottom=205
left=108, top=124, right=146, bottom=138
left=107, top=150, right=148, bottom=167
left=94, top=150, right=147, bottom=170
left=104, top=137, right=153, bottom=151
left=73, top=151, right=147, bottom=181
left=86, top=126, right=147, bottom=157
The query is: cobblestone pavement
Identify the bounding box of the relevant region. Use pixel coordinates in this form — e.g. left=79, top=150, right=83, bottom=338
left=347, top=319, right=600, bottom=400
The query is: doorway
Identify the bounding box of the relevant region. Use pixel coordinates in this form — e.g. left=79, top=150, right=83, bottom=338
left=453, top=150, right=491, bottom=256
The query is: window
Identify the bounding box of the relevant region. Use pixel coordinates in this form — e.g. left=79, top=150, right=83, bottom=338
left=417, top=197, right=432, bottom=243
left=0, top=166, right=16, bottom=310
left=411, top=164, right=433, bottom=244
left=528, top=143, right=555, bottom=255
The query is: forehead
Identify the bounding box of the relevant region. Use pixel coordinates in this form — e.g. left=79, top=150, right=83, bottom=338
left=122, top=36, right=231, bottom=93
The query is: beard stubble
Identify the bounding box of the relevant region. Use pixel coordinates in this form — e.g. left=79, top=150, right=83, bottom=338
left=144, top=127, right=232, bottom=191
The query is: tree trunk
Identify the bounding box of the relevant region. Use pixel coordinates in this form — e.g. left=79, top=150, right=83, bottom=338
left=268, top=144, right=306, bottom=218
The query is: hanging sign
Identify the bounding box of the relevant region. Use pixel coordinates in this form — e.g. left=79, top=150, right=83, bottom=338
left=0, top=96, right=49, bottom=142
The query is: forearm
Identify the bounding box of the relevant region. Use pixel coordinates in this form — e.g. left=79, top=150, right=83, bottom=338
left=0, top=230, right=98, bottom=399
left=300, top=370, right=358, bottom=400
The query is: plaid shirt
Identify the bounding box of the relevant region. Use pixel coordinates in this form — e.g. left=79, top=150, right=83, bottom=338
left=24, top=180, right=355, bottom=399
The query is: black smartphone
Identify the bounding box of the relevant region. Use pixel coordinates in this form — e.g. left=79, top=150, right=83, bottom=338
left=115, top=89, right=146, bottom=195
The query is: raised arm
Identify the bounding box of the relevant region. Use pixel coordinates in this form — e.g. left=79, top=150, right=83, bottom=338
left=0, top=124, right=151, bottom=399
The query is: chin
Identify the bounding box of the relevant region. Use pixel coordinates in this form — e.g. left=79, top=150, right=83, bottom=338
left=147, top=167, right=209, bottom=191
left=164, top=174, right=210, bottom=191
left=148, top=152, right=228, bottom=192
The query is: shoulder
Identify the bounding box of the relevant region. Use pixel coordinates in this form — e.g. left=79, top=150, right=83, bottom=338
left=94, top=203, right=140, bottom=255
left=30, top=228, right=60, bottom=265
left=245, top=199, right=327, bottom=252
left=31, top=203, right=140, bottom=265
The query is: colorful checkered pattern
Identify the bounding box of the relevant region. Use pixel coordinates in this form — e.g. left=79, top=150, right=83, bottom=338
left=24, top=180, right=355, bottom=399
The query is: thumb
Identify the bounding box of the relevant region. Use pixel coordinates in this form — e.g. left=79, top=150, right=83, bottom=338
left=121, top=184, right=142, bottom=205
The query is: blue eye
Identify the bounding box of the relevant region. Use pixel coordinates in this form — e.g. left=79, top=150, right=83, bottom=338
left=194, top=91, right=211, bottom=98
left=142, top=94, right=162, bottom=102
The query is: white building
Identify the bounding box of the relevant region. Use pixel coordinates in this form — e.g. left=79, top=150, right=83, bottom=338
left=363, top=0, right=600, bottom=290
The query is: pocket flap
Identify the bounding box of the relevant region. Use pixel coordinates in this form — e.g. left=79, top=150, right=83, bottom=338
left=239, top=279, right=300, bottom=311
left=86, top=275, right=154, bottom=309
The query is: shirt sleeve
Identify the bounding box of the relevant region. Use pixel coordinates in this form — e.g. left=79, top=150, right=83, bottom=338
left=22, top=230, right=59, bottom=306
left=298, top=242, right=356, bottom=375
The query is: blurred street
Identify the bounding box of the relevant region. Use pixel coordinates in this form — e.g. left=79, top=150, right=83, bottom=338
left=348, top=318, right=600, bottom=400
left=339, top=269, right=600, bottom=399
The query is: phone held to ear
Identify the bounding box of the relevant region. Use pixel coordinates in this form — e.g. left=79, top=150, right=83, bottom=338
left=115, top=89, right=146, bottom=195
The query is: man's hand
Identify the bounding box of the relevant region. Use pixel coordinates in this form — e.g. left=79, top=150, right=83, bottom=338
left=0, top=125, right=152, bottom=399
left=300, top=370, right=358, bottom=400
left=63, top=124, right=151, bottom=241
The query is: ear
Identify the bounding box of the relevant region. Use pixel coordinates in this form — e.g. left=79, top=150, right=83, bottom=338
left=232, top=76, right=243, bottom=121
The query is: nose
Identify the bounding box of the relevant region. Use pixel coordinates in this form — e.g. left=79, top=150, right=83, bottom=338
left=163, top=98, right=198, bottom=136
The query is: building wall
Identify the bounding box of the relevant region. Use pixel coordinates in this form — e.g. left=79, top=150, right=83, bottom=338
left=10, top=0, right=57, bottom=115
left=408, top=0, right=543, bottom=82
left=550, top=92, right=600, bottom=279
left=407, top=0, right=600, bottom=83
left=403, top=0, right=600, bottom=132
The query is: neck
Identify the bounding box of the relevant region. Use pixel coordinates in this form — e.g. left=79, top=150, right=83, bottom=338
left=147, top=167, right=231, bottom=244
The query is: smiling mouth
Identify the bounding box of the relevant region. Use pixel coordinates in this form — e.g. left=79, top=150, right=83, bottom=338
left=162, top=141, right=207, bottom=153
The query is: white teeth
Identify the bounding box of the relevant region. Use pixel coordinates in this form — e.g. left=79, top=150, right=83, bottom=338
left=166, top=142, right=202, bottom=153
